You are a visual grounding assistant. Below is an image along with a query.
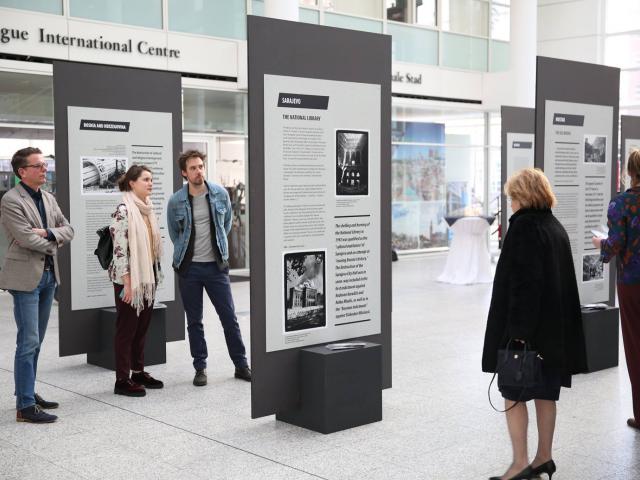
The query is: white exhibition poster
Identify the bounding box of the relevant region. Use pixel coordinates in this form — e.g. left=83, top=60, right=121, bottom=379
left=544, top=100, right=613, bottom=304
left=624, top=138, right=640, bottom=190
left=505, top=132, right=534, bottom=222
left=263, top=74, right=381, bottom=352
left=68, top=106, right=175, bottom=310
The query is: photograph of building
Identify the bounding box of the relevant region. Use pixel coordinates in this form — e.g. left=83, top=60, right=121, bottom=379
left=583, top=253, right=605, bottom=282
left=585, top=134, right=607, bottom=163
left=336, top=129, right=368, bottom=196
left=284, top=251, right=326, bottom=332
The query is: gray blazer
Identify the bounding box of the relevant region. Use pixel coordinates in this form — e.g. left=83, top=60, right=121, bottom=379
left=0, top=183, right=74, bottom=291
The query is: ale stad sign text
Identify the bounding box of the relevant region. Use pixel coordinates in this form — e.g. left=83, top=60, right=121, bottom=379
left=392, top=71, right=422, bottom=84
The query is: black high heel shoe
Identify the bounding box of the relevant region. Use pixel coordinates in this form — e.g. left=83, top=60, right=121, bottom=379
left=530, top=459, right=556, bottom=479
left=489, top=466, right=534, bottom=480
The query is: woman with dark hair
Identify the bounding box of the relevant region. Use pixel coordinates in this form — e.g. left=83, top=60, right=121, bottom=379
left=483, top=168, right=587, bottom=480
left=593, top=149, right=640, bottom=432
left=109, top=165, right=164, bottom=396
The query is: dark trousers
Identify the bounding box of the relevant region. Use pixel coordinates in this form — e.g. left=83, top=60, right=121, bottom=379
left=113, top=283, right=153, bottom=381
left=178, top=262, right=247, bottom=371
left=618, top=283, right=640, bottom=421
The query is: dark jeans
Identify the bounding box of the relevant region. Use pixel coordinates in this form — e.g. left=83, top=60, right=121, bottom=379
left=10, top=270, right=56, bottom=410
left=178, top=262, right=247, bottom=371
left=113, top=283, right=153, bottom=381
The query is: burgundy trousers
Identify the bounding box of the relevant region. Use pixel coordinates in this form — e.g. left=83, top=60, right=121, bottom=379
left=113, top=283, right=153, bottom=381
left=617, top=283, right=640, bottom=422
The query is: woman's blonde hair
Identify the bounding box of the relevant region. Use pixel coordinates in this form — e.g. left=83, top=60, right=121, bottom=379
left=504, top=168, right=557, bottom=209
left=626, top=149, right=640, bottom=187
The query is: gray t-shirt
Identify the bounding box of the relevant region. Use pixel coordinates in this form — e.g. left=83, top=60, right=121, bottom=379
left=191, top=193, right=216, bottom=262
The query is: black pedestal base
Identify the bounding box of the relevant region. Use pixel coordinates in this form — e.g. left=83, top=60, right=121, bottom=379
left=276, top=342, right=382, bottom=434
left=87, top=303, right=167, bottom=370
left=582, top=306, right=619, bottom=372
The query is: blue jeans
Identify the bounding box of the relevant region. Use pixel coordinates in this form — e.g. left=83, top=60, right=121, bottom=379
left=11, top=270, right=56, bottom=410
left=178, top=262, right=248, bottom=370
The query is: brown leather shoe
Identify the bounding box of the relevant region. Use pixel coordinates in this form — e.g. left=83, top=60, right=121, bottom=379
left=114, top=379, right=146, bottom=397
left=627, top=418, right=640, bottom=430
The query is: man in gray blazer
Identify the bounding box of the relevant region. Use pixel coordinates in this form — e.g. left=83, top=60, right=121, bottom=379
left=0, top=147, right=74, bottom=423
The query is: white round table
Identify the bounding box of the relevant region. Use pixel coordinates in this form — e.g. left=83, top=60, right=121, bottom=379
left=437, top=216, right=493, bottom=285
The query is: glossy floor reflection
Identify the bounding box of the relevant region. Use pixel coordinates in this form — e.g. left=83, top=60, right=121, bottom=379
left=0, top=254, right=638, bottom=479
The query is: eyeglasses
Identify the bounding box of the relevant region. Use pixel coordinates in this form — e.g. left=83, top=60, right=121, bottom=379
left=22, top=163, right=47, bottom=170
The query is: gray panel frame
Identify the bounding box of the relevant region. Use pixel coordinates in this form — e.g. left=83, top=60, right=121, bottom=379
left=54, top=61, right=184, bottom=356
left=500, top=106, right=535, bottom=234
left=248, top=16, right=392, bottom=419
left=621, top=115, right=640, bottom=192
left=534, top=56, right=620, bottom=306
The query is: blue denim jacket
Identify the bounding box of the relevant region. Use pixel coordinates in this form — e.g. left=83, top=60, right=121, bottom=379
left=167, top=181, right=232, bottom=269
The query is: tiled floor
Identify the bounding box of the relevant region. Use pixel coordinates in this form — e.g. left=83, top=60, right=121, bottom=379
left=0, top=254, right=638, bottom=479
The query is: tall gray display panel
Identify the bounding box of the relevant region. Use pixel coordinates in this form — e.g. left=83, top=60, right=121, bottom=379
left=535, top=56, right=619, bottom=307
left=621, top=115, right=640, bottom=191
left=535, top=56, right=621, bottom=373
left=248, top=16, right=392, bottom=418
left=54, top=61, right=184, bottom=356
left=501, top=106, right=534, bottom=232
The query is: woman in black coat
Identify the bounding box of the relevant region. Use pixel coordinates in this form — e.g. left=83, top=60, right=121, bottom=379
left=482, top=168, right=587, bottom=480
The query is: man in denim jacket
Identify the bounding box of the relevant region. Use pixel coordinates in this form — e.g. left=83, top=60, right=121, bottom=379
left=167, top=150, right=250, bottom=386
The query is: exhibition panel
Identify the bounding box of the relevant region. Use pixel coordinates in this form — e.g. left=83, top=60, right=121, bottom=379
left=53, top=61, right=184, bottom=356
left=621, top=115, right=640, bottom=191
left=248, top=15, right=391, bottom=419
left=500, top=106, right=534, bottom=231
left=67, top=106, right=175, bottom=311
left=535, top=56, right=620, bottom=307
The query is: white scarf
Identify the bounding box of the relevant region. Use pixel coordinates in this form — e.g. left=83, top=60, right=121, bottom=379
left=122, top=191, right=162, bottom=315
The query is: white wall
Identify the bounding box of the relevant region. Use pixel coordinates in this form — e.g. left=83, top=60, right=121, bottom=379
left=327, top=0, right=383, bottom=18
left=537, top=0, right=604, bottom=64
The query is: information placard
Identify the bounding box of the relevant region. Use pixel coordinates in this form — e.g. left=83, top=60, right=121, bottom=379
left=248, top=16, right=391, bottom=419
left=67, top=106, right=175, bottom=310
left=543, top=100, right=613, bottom=304
left=505, top=132, right=535, bottom=219
left=500, top=106, right=535, bottom=234
left=263, top=75, right=381, bottom=352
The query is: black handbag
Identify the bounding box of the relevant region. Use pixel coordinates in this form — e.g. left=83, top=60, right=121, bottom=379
left=488, top=340, right=543, bottom=412
left=94, top=226, right=113, bottom=270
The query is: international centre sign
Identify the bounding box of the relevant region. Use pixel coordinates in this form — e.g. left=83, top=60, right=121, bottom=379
left=1, top=26, right=181, bottom=58
left=0, top=9, right=239, bottom=79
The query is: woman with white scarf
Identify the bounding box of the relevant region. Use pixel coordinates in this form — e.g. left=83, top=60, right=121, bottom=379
left=108, top=165, right=164, bottom=397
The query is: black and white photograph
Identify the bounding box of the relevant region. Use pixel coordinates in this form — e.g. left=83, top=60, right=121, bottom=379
left=284, top=251, right=326, bottom=333
left=81, top=156, right=127, bottom=194
left=582, top=253, right=604, bottom=282
left=336, top=129, right=369, bottom=196
left=584, top=135, right=607, bottom=164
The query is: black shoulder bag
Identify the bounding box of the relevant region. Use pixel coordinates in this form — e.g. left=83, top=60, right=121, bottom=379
left=488, top=340, right=543, bottom=412
left=94, top=226, right=113, bottom=270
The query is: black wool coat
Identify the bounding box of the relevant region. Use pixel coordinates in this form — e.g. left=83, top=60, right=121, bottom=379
left=482, top=208, right=588, bottom=376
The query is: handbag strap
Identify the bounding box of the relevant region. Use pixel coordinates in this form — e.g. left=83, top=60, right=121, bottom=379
left=487, top=339, right=529, bottom=413
left=487, top=371, right=525, bottom=413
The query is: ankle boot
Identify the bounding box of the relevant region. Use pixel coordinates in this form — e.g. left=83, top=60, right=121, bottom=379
left=114, top=378, right=146, bottom=397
